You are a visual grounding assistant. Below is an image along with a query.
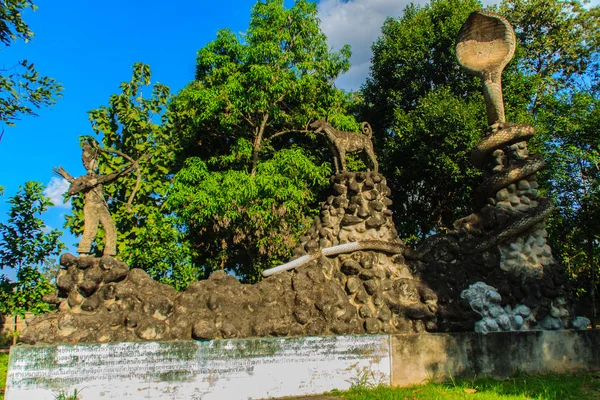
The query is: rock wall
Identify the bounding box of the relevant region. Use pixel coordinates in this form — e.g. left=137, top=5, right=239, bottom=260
left=22, top=172, right=438, bottom=344
left=413, top=123, right=578, bottom=332
left=481, top=129, right=553, bottom=277
left=21, top=153, right=582, bottom=344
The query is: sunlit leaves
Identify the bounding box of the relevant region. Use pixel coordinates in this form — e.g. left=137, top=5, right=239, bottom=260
left=168, top=142, right=330, bottom=282
left=170, top=0, right=353, bottom=165
left=0, top=182, right=65, bottom=315
left=0, top=1, right=62, bottom=127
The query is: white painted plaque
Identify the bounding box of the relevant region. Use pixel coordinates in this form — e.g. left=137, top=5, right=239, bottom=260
left=6, top=335, right=390, bottom=399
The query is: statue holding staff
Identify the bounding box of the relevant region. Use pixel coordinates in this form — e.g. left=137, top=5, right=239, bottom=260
left=54, top=139, right=141, bottom=256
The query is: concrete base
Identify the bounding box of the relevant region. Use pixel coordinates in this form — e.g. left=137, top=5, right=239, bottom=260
left=391, top=330, right=600, bottom=386
left=5, top=335, right=390, bottom=400
left=5, top=330, right=599, bottom=399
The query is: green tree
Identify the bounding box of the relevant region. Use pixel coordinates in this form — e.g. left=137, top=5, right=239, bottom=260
left=168, top=142, right=330, bottom=282
left=540, top=92, right=600, bottom=326
left=499, top=0, right=600, bottom=324
left=362, top=0, right=599, bottom=243
left=362, top=0, right=482, bottom=131
left=65, top=63, right=196, bottom=289
left=362, top=0, right=485, bottom=241
left=0, top=1, right=62, bottom=128
left=0, top=181, right=65, bottom=315
left=167, top=0, right=356, bottom=281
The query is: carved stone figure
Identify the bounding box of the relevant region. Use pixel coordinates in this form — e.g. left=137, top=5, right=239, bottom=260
left=407, top=10, right=581, bottom=331
left=20, top=11, right=586, bottom=345
left=310, top=119, right=378, bottom=173
left=456, top=11, right=554, bottom=276
left=54, top=141, right=136, bottom=256
left=456, top=10, right=515, bottom=126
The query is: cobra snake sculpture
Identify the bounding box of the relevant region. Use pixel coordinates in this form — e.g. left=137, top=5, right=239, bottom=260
left=457, top=11, right=555, bottom=257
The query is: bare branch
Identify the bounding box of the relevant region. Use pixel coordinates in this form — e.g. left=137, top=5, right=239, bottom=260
left=268, top=129, right=312, bottom=140
left=243, top=115, right=256, bottom=127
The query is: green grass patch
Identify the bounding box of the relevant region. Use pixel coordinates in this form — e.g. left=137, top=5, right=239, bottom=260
left=331, top=372, right=600, bottom=400
left=0, top=352, right=8, bottom=400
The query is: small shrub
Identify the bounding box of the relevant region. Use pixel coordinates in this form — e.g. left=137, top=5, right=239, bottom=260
left=0, top=331, right=18, bottom=348
left=345, top=363, right=387, bottom=391
left=53, top=388, right=82, bottom=400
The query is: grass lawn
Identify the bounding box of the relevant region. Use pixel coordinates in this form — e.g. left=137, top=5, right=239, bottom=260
left=331, top=372, right=600, bottom=400
left=0, top=352, right=8, bottom=400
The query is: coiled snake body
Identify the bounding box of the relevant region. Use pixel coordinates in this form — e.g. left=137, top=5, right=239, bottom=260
left=471, top=122, right=553, bottom=246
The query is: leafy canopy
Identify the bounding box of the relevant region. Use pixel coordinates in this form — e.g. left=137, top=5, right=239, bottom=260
left=0, top=181, right=65, bottom=315
left=167, top=0, right=356, bottom=281
left=0, top=1, right=62, bottom=128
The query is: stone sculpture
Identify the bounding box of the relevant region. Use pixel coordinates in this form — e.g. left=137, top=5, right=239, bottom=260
left=456, top=10, right=515, bottom=126
left=54, top=140, right=137, bottom=256
left=310, top=119, right=378, bottom=173
left=23, top=172, right=438, bottom=344
left=20, top=11, right=586, bottom=345
left=456, top=11, right=554, bottom=277
left=411, top=11, right=580, bottom=331
left=461, top=281, right=535, bottom=333
left=461, top=281, right=590, bottom=333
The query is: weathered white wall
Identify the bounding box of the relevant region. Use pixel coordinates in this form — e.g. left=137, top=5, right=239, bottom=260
left=6, top=330, right=600, bottom=399
left=6, top=335, right=391, bottom=400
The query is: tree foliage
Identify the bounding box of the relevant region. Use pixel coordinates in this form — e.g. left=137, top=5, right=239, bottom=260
left=167, top=0, right=356, bottom=281
left=362, top=0, right=486, bottom=241
left=168, top=141, right=330, bottom=282
left=0, top=181, right=64, bottom=315
left=0, top=0, right=62, bottom=128
left=363, top=0, right=599, bottom=245
left=363, top=0, right=482, bottom=131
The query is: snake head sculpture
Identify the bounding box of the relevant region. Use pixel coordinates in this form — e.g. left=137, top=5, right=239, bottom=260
left=456, top=11, right=516, bottom=125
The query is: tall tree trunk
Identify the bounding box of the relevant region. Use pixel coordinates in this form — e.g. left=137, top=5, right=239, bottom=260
left=251, top=113, right=269, bottom=176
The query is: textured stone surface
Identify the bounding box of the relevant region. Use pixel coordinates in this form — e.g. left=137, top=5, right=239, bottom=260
left=412, top=123, right=575, bottom=332
left=23, top=172, right=437, bottom=344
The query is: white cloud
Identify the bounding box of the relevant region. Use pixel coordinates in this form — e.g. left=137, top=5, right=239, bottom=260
left=318, top=0, right=529, bottom=90
left=318, top=0, right=420, bottom=91
left=44, top=177, right=71, bottom=208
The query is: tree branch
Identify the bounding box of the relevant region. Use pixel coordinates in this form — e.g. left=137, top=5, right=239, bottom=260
left=251, top=112, right=269, bottom=176
left=268, top=129, right=312, bottom=140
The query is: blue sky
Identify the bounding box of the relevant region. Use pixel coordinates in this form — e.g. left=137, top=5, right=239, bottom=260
left=0, top=0, right=418, bottom=278
left=0, top=0, right=262, bottom=259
